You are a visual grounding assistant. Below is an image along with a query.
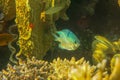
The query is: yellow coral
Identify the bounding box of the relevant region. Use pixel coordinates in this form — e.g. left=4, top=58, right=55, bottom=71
left=69, top=62, right=94, bottom=80
left=40, top=11, right=46, bottom=22
left=15, top=0, right=34, bottom=61
left=109, top=57, right=120, bottom=80
left=1, top=56, right=120, bottom=80
left=92, top=35, right=120, bottom=79
left=92, top=50, right=106, bottom=63
left=92, top=35, right=116, bottom=64
left=118, top=0, right=120, bottom=6
left=112, top=40, right=120, bottom=52
left=94, top=36, right=115, bottom=51
left=110, top=54, right=120, bottom=71
left=51, top=0, right=55, bottom=7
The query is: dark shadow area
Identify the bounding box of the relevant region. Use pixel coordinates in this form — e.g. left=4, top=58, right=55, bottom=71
left=0, top=46, right=10, bottom=70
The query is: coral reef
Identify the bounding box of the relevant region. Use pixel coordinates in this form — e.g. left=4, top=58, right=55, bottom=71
left=48, top=57, right=96, bottom=80
left=0, top=56, right=120, bottom=80
left=92, top=35, right=115, bottom=64
left=0, top=57, right=50, bottom=80
left=1, top=0, right=120, bottom=80
left=92, top=35, right=120, bottom=72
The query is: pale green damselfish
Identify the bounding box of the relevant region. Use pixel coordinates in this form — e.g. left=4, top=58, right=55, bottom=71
left=53, top=29, right=80, bottom=50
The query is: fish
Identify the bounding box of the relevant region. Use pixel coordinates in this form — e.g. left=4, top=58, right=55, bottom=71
left=53, top=29, right=80, bottom=50
left=0, top=33, right=14, bottom=46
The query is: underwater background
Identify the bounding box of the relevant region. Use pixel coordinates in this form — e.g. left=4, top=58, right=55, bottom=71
left=0, top=0, right=120, bottom=80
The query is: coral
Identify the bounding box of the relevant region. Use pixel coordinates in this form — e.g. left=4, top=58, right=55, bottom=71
left=48, top=57, right=96, bottom=80
left=0, top=56, right=120, bottom=80
left=112, top=39, right=120, bottom=52
left=0, top=57, right=50, bottom=80
left=118, top=0, right=120, bottom=6
left=1, top=0, right=120, bottom=80
left=15, top=0, right=34, bottom=59
left=92, top=35, right=120, bottom=73
left=110, top=54, right=120, bottom=71
left=92, top=35, right=118, bottom=64
left=109, top=57, right=120, bottom=80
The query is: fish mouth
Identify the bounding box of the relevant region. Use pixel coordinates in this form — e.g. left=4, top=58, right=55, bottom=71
left=68, top=43, right=80, bottom=50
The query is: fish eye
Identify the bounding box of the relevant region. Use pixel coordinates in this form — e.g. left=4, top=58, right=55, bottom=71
left=56, top=33, right=60, bottom=37
left=74, top=41, right=77, bottom=44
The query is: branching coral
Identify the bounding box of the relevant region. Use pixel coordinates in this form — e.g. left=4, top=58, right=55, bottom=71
left=48, top=57, right=80, bottom=79
left=49, top=57, right=109, bottom=80
left=48, top=57, right=96, bottom=80
left=0, top=56, right=120, bottom=80
left=0, top=57, right=50, bottom=80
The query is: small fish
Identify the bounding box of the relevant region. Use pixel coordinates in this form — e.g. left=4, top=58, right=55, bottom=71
left=53, top=29, right=80, bottom=50
left=0, top=33, right=14, bottom=46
